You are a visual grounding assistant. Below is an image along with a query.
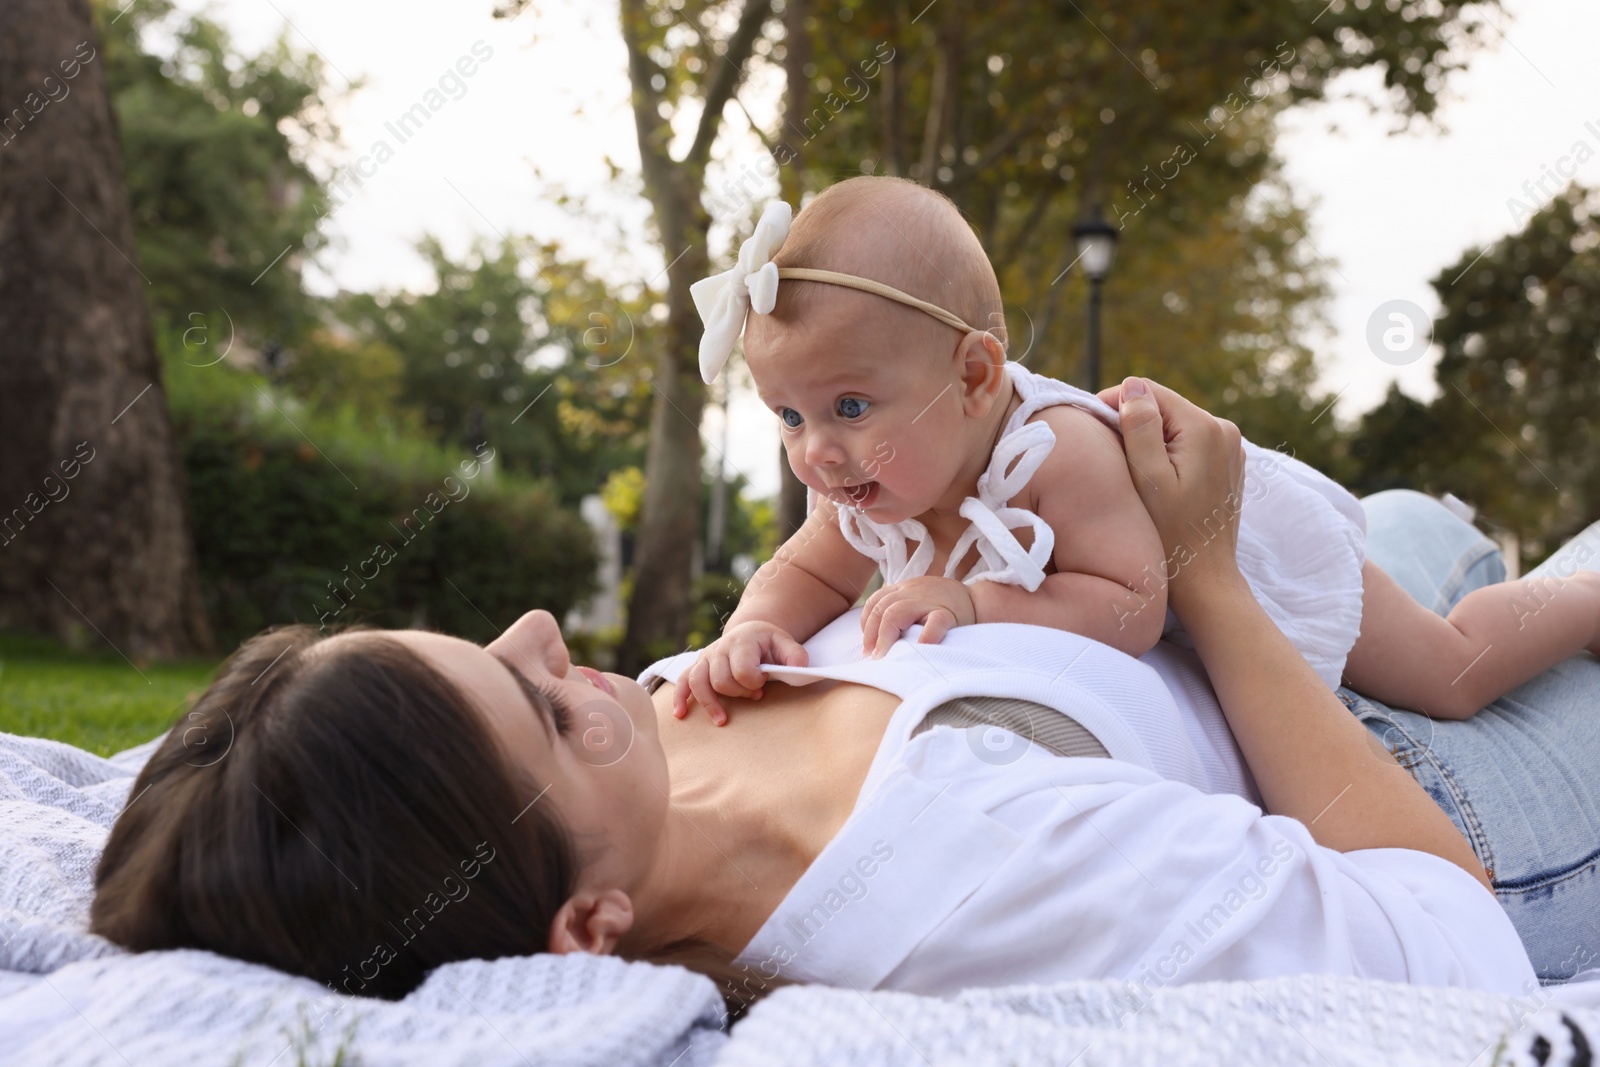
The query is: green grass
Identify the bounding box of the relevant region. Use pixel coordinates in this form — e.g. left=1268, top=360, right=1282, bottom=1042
left=0, top=632, right=219, bottom=756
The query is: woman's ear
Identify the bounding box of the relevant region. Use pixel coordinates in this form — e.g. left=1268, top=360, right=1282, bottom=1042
left=957, top=330, right=1007, bottom=417
left=547, top=887, right=635, bottom=955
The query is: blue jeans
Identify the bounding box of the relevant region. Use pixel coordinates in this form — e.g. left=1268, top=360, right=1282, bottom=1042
left=1336, top=490, right=1600, bottom=984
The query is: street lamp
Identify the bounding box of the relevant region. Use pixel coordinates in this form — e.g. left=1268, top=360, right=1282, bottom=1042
left=1072, top=208, right=1119, bottom=393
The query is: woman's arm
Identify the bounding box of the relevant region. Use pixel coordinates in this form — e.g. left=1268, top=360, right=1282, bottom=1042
left=1107, top=377, right=1493, bottom=892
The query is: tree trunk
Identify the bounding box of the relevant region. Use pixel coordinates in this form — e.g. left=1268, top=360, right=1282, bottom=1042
left=618, top=177, right=709, bottom=670
left=615, top=0, right=770, bottom=672
left=775, top=0, right=811, bottom=541
left=0, top=0, right=212, bottom=658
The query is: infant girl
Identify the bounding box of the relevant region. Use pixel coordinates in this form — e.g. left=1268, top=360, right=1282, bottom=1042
left=676, top=176, right=1600, bottom=726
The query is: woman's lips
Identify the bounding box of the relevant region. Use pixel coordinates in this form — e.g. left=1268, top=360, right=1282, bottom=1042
left=577, top=665, right=615, bottom=697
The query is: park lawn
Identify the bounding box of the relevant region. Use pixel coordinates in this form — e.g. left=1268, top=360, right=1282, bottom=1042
left=0, top=633, right=218, bottom=756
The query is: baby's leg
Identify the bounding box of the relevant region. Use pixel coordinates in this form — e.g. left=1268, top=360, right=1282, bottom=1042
left=1342, top=559, right=1600, bottom=720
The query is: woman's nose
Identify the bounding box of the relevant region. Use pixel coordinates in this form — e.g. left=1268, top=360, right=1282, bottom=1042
left=489, top=610, right=570, bottom=676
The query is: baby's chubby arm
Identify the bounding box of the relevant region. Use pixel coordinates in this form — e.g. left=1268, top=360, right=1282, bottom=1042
left=928, top=405, right=1167, bottom=657
left=674, top=497, right=877, bottom=724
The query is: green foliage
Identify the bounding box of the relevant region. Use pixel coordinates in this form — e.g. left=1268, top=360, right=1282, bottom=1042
left=1349, top=184, right=1600, bottom=565
left=276, top=328, right=418, bottom=428
left=97, top=0, right=338, bottom=345
left=689, top=572, right=746, bottom=650
left=701, top=0, right=1501, bottom=482
left=601, top=466, right=647, bottom=529
left=0, top=631, right=215, bottom=756
left=164, top=341, right=598, bottom=648
left=336, top=237, right=652, bottom=503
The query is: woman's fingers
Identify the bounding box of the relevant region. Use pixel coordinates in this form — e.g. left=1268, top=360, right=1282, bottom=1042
left=1114, top=375, right=1249, bottom=606
left=1116, top=377, right=1177, bottom=501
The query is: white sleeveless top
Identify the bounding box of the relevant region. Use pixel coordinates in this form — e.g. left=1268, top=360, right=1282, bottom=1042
left=640, top=616, right=1536, bottom=996
left=833, top=362, right=1369, bottom=689
left=643, top=608, right=1259, bottom=802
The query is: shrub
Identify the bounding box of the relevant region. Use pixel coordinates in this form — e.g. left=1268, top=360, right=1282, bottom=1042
left=164, top=337, right=596, bottom=649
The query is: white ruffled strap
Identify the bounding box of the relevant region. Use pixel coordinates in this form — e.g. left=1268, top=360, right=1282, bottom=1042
left=834, top=417, right=1058, bottom=592
left=689, top=201, right=793, bottom=383
left=944, top=422, right=1057, bottom=590
left=837, top=506, right=933, bottom=585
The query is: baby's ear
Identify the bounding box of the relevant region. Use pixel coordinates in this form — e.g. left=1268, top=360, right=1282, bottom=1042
left=957, top=330, right=1007, bottom=416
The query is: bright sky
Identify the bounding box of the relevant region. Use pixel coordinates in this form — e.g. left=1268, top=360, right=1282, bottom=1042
left=180, top=0, right=1600, bottom=498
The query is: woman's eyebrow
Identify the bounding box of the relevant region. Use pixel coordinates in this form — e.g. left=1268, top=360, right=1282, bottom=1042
left=491, top=652, right=557, bottom=739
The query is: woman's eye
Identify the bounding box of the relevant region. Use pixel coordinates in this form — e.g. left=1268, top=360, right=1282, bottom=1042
left=534, top=679, right=574, bottom=735
left=778, top=407, right=804, bottom=428
left=837, top=397, right=870, bottom=420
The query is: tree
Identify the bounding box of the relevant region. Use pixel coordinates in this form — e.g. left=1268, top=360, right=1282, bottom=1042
left=98, top=0, right=336, bottom=350
left=501, top=0, right=1498, bottom=662
left=0, top=0, right=211, bottom=656
left=612, top=0, right=774, bottom=670
left=1348, top=184, right=1600, bottom=567
left=760, top=0, right=1497, bottom=464
left=337, top=235, right=651, bottom=504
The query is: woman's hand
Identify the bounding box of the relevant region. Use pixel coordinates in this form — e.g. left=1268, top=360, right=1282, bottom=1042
left=1101, top=378, right=1493, bottom=891
left=1097, top=377, right=1248, bottom=618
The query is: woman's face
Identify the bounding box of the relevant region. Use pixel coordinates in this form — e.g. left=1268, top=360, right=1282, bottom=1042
left=360, top=611, right=670, bottom=892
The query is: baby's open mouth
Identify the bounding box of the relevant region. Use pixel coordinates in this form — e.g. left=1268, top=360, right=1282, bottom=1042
left=832, top=481, right=880, bottom=509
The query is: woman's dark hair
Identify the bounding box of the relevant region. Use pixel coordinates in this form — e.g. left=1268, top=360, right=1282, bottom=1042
left=91, top=625, right=577, bottom=1000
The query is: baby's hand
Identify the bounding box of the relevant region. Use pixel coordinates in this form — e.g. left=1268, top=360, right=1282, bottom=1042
left=861, top=576, right=976, bottom=658
left=672, top=621, right=810, bottom=726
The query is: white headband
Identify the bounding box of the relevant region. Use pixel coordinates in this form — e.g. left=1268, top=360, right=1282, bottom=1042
left=688, top=200, right=983, bottom=383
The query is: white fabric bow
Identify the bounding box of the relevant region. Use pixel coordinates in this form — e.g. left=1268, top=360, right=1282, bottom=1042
left=689, top=201, right=793, bottom=383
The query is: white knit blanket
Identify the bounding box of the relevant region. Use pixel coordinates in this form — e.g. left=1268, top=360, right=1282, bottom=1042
left=2, top=729, right=1597, bottom=1067
left=0, top=732, right=727, bottom=1067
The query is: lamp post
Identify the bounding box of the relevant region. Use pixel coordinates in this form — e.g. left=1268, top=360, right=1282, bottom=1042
left=1072, top=209, right=1119, bottom=394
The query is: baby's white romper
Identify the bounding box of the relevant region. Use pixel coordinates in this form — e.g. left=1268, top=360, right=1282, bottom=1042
left=833, top=361, right=1368, bottom=689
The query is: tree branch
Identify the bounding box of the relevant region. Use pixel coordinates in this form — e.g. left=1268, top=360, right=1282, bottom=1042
left=687, top=0, right=774, bottom=169
left=619, top=0, right=674, bottom=186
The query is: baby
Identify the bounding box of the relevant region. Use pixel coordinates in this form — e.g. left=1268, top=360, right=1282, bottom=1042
left=675, top=176, right=1600, bottom=726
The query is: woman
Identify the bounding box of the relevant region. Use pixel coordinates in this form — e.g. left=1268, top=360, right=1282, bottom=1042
left=92, top=378, right=1580, bottom=1006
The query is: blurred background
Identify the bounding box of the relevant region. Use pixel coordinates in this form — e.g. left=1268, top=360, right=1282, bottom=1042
left=2, top=0, right=1597, bottom=752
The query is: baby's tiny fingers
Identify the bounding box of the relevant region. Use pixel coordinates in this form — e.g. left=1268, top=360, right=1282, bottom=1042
left=687, top=670, right=725, bottom=724
left=729, top=641, right=766, bottom=691
left=873, top=602, right=928, bottom=658
left=917, top=607, right=954, bottom=645
left=674, top=661, right=705, bottom=718
left=861, top=593, right=897, bottom=654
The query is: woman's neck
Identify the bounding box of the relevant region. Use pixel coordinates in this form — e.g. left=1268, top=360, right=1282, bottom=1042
left=617, top=788, right=807, bottom=960
left=618, top=679, right=899, bottom=960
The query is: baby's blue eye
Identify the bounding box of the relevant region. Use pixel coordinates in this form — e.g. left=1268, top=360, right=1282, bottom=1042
left=778, top=407, right=804, bottom=428
left=837, top=397, right=869, bottom=420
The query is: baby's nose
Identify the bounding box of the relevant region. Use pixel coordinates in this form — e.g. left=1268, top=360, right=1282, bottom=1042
left=803, top=431, right=847, bottom=468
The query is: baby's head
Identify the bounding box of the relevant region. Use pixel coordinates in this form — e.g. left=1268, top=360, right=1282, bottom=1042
left=743, top=176, right=1010, bottom=522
